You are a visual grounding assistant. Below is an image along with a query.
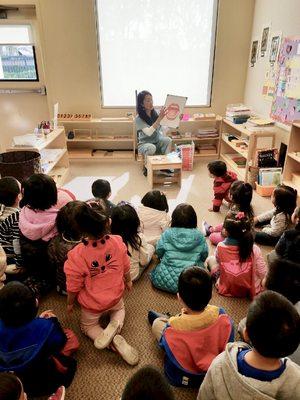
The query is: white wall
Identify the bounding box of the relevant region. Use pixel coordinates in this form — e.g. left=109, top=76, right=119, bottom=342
left=244, top=0, right=300, bottom=145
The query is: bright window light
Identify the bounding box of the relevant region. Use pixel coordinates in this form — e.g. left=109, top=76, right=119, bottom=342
left=0, top=25, right=32, bottom=44
left=96, top=0, right=218, bottom=107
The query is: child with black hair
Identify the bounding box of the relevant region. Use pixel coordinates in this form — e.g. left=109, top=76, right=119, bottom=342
left=111, top=202, right=154, bottom=281
left=207, top=161, right=237, bottom=212
left=198, top=291, right=300, bottom=399
left=254, top=184, right=297, bottom=246
left=64, top=203, right=139, bottom=365
left=0, top=372, right=65, bottom=400
left=150, top=203, right=208, bottom=293
left=203, top=180, right=254, bottom=245
left=0, top=282, right=78, bottom=397
left=121, top=365, right=175, bottom=400
left=268, top=206, right=300, bottom=263
left=90, top=179, right=115, bottom=216
left=148, top=267, right=234, bottom=387
left=207, top=212, right=266, bottom=299
left=137, top=190, right=170, bottom=245
left=0, top=177, right=21, bottom=222
left=18, top=174, right=75, bottom=296
left=48, top=201, right=89, bottom=295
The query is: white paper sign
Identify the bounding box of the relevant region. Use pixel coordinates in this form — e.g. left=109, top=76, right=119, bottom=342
left=160, top=94, right=187, bottom=128
left=53, top=102, right=59, bottom=129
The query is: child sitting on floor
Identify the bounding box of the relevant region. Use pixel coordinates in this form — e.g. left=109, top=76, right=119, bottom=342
left=268, top=206, right=300, bottom=264
left=90, top=179, right=115, bottom=216
left=254, top=184, right=297, bottom=246
left=207, top=161, right=237, bottom=212
left=64, top=203, right=139, bottom=366
left=0, top=176, right=21, bottom=222
left=207, top=212, right=266, bottom=299
left=137, top=190, right=170, bottom=245
left=111, top=202, right=155, bottom=281
left=121, top=365, right=175, bottom=400
left=0, top=282, right=78, bottom=397
left=198, top=291, right=300, bottom=400
left=19, top=174, right=74, bottom=296
left=148, top=267, right=234, bottom=387
left=0, top=372, right=65, bottom=400
left=203, top=180, right=254, bottom=245
left=150, top=203, right=208, bottom=293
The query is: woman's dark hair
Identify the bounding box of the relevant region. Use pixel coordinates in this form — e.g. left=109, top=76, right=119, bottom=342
left=20, top=173, right=57, bottom=210
left=136, top=90, right=158, bottom=126
left=75, top=203, right=109, bottom=239
left=121, top=365, right=175, bottom=400
left=223, top=212, right=254, bottom=262
left=0, top=282, right=38, bottom=327
left=171, top=203, right=197, bottom=229
left=0, top=373, right=22, bottom=400
left=265, top=259, right=300, bottom=305
left=230, top=180, right=254, bottom=220
left=56, top=201, right=87, bottom=241
left=0, top=177, right=20, bottom=207
left=111, top=203, right=141, bottom=252
left=273, top=184, right=297, bottom=217
left=141, top=190, right=169, bottom=212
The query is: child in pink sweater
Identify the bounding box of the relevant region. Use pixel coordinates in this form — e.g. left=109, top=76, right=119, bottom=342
left=64, top=203, right=139, bottom=366
left=207, top=212, right=266, bottom=299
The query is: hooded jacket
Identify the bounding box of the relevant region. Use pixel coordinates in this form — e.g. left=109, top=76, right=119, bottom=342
left=212, top=171, right=238, bottom=211
left=197, top=342, right=300, bottom=400
left=151, top=227, right=208, bottom=293
left=137, top=204, right=170, bottom=245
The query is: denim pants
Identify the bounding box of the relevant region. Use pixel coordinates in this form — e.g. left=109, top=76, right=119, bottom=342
left=138, top=136, right=172, bottom=157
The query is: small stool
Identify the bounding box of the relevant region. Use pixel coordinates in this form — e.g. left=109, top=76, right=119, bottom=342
left=147, top=155, right=182, bottom=188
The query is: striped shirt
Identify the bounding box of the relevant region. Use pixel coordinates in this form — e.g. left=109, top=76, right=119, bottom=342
left=0, top=211, right=22, bottom=266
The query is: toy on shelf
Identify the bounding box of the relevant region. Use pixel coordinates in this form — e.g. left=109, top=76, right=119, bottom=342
left=193, top=113, right=216, bottom=120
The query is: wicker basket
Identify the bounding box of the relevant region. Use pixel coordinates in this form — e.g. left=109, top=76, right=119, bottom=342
left=0, top=151, right=41, bottom=182
left=248, top=166, right=259, bottom=189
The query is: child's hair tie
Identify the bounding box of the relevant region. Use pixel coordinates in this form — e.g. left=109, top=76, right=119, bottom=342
left=236, top=211, right=245, bottom=220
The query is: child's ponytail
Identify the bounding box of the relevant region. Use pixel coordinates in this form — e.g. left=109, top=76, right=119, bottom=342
left=223, top=212, right=254, bottom=262
left=76, top=203, right=109, bottom=239
left=230, top=180, right=254, bottom=220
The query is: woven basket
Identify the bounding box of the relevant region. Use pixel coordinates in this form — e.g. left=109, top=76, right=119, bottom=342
left=248, top=166, right=259, bottom=189
left=0, top=151, right=41, bottom=182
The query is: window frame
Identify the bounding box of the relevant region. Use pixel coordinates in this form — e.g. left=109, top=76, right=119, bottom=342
left=0, top=24, right=39, bottom=82
left=94, top=0, right=219, bottom=109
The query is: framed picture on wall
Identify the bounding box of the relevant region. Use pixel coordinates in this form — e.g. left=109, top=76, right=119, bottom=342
left=250, top=40, right=259, bottom=67
left=260, top=25, right=270, bottom=57
left=269, top=33, right=282, bottom=64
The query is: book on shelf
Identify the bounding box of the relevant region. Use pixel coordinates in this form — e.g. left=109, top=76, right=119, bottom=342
left=225, top=116, right=250, bottom=124
left=226, top=103, right=251, bottom=113
left=258, top=168, right=282, bottom=186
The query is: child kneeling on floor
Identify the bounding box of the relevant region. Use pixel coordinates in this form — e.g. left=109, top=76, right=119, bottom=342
left=207, top=212, right=266, bottom=299
left=0, top=282, right=79, bottom=397
left=198, top=290, right=300, bottom=400
left=148, top=267, right=234, bottom=387
left=64, top=203, right=139, bottom=366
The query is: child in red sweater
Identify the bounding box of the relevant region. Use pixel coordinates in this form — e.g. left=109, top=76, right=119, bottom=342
left=64, top=203, right=139, bottom=366
left=207, top=161, right=237, bottom=212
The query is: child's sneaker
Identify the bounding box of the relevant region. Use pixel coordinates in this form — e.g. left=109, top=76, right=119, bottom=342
left=48, top=386, right=65, bottom=400
left=94, top=320, right=120, bottom=349
left=112, top=334, right=139, bottom=366
left=202, top=221, right=212, bottom=237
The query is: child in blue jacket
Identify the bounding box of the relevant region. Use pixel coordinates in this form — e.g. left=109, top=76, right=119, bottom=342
left=0, top=282, right=79, bottom=397
left=150, top=203, right=208, bottom=293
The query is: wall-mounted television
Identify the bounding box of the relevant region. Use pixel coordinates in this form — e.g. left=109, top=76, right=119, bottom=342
left=0, top=44, right=39, bottom=81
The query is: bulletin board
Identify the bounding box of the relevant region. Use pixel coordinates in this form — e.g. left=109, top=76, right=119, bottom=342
left=271, top=36, right=300, bottom=124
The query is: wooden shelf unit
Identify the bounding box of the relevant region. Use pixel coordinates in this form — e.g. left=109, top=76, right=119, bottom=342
left=283, top=122, right=300, bottom=195
left=170, top=116, right=222, bottom=158
left=8, top=127, right=69, bottom=187
left=220, top=119, right=276, bottom=181
left=59, top=117, right=136, bottom=160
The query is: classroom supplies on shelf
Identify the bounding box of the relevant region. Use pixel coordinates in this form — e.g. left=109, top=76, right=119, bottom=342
left=255, top=148, right=278, bottom=167
left=225, top=103, right=251, bottom=124
left=258, top=167, right=282, bottom=186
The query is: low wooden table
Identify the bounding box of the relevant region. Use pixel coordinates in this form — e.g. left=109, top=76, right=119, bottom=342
left=147, top=155, right=182, bottom=188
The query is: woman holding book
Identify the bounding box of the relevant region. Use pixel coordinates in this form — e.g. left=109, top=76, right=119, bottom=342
left=135, top=91, right=172, bottom=176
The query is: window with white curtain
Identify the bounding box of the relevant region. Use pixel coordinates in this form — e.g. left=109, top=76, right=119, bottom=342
left=96, top=0, right=218, bottom=107
left=0, top=25, right=38, bottom=81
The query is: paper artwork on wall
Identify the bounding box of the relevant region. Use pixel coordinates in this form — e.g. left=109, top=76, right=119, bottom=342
left=262, top=64, right=278, bottom=101
left=269, top=32, right=282, bottom=65
left=271, top=36, right=300, bottom=124
left=250, top=40, right=259, bottom=67
left=260, top=25, right=271, bottom=57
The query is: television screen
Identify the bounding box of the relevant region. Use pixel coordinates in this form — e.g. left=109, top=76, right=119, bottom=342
left=0, top=44, right=38, bottom=81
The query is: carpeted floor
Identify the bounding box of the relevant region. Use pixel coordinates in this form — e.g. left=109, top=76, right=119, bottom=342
left=37, top=160, right=272, bottom=400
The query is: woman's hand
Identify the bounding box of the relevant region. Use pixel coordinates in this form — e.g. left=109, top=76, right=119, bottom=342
left=157, top=107, right=168, bottom=123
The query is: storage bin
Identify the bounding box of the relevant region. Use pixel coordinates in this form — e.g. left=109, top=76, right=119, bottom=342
left=255, top=182, right=275, bottom=197
left=0, top=151, right=41, bottom=182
